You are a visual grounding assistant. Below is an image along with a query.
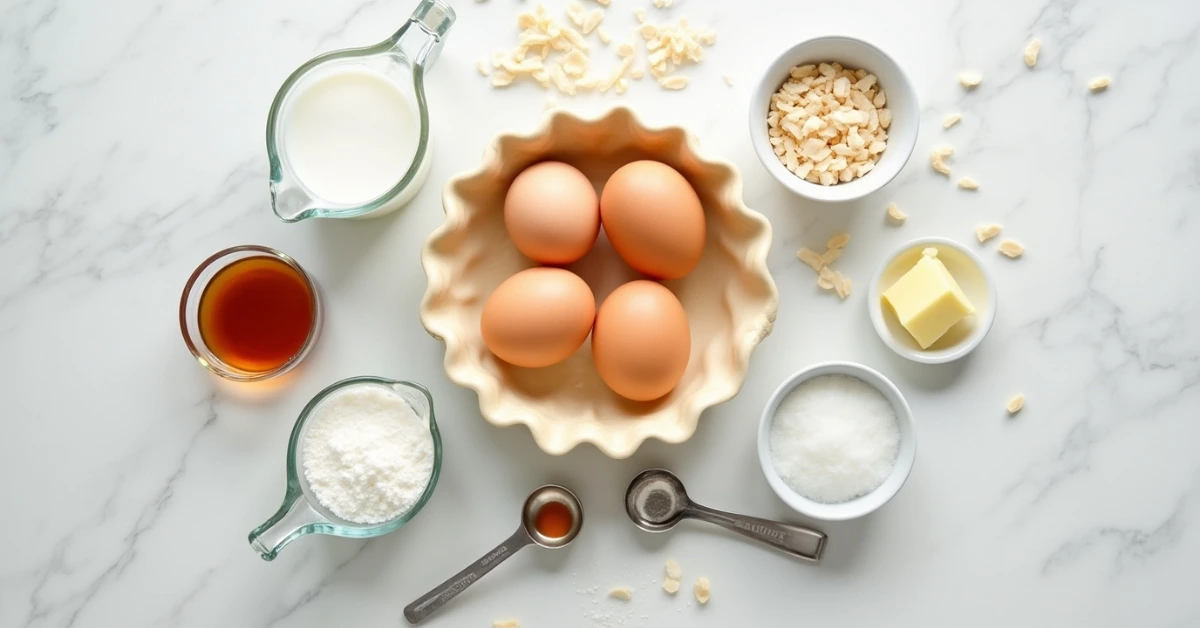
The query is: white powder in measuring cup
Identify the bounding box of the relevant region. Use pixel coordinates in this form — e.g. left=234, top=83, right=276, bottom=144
left=768, top=374, right=899, bottom=503
left=302, top=384, right=434, bottom=524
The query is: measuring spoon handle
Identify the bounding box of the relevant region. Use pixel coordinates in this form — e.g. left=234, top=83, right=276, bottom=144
left=686, top=503, right=827, bottom=562
left=404, top=528, right=532, bottom=624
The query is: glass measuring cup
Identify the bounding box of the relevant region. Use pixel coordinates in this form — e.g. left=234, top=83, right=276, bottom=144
left=266, top=0, right=454, bottom=222
left=248, top=377, right=442, bottom=561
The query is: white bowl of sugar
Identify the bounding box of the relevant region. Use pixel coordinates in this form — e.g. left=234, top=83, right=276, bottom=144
left=757, top=361, right=915, bottom=521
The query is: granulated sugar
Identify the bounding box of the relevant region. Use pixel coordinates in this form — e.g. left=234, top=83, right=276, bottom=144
left=768, top=374, right=899, bottom=503
left=302, top=384, right=434, bottom=524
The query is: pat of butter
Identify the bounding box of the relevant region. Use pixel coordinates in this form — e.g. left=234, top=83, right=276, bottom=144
left=882, top=251, right=976, bottom=349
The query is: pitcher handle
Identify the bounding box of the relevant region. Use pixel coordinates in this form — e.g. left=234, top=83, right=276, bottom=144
left=392, top=0, right=455, bottom=70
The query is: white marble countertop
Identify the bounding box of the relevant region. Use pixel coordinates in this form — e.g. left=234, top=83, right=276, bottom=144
left=3, top=0, right=1199, bottom=626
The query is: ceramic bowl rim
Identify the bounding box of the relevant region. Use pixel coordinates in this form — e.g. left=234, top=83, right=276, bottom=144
left=756, top=361, right=916, bottom=521
left=748, top=34, right=919, bottom=203
left=867, top=236, right=999, bottom=364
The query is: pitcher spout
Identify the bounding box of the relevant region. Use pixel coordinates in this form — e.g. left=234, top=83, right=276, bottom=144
left=270, top=177, right=318, bottom=223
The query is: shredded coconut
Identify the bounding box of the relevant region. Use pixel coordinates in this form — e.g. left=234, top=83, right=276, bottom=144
left=769, top=374, right=899, bottom=503
left=302, top=384, right=435, bottom=524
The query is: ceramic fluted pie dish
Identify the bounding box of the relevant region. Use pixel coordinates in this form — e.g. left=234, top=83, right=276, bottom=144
left=420, top=107, right=778, bottom=458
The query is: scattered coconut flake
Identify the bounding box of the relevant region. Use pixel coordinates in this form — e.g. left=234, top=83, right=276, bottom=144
left=975, top=223, right=1002, bottom=242
left=665, top=559, right=682, bottom=580
left=477, top=57, right=491, bottom=76
left=886, top=202, right=907, bottom=223
left=581, top=8, right=604, bottom=34
left=634, top=7, right=646, bottom=22
left=1088, top=76, right=1111, bottom=91
left=958, top=70, right=982, bottom=88
left=930, top=145, right=954, bottom=176
left=998, top=239, right=1025, bottom=258
left=817, top=266, right=838, bottom=291
left=1006, top=393, right=1026, bottom=414
left=942, top=113, right=962, bottom=129
left=827, top=233, right=851, bottom=250
left=485, top=3, right=712, bottom=96
left=639, top=16, right=715, bottom=80
left=494, top=621, right=520, bottom=628
left=566, top=1, right=586, bottom=26
left=609, top=587, right=633, bottom=601
left=820, top=247, right=842, bottom=265
left=796, top=247, right=824, bottom=271
left=957, top=176, right=980, bottom=190
left=694, top=578, right=711, bottom=604
left=1024, top=38, right=1041, bottom=67
left=723, top=74, right=734, bottom=86
left=663, top=579, right=681, bottom=594
left=834, top=273, right=852, bottom=299
left=659, top=75, right=689, bottom=90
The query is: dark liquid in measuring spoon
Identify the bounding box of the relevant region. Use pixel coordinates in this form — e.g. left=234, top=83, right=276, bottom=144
left=534, top=501, right=573, bottom=538
left=199, top=257, right=314, bottom=373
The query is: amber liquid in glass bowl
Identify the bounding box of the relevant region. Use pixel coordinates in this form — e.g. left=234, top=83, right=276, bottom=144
left=199, top=257, right=315, bottom=372
left=181, top=245, right=322, bottom=381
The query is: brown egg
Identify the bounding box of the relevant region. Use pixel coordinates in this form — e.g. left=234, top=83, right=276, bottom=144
left=504, top=161, right=600, bottom=265
left=592, top=280, right=691, bottom=401
left=600, top=161, right=705, bottom=280
left=481, top=268, right=596, bottom=368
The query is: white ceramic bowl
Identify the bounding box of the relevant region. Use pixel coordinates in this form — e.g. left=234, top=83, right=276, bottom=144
left=420, top=107, right=778, bottom=459
left=749, top=36, right=919, bottom=203
left=757, top=361, right=916, bottom=521
left=868, top=237, right=998, bottom=364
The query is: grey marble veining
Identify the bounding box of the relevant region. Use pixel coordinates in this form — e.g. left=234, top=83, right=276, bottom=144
left=3, top=0, right=1200, bottom=626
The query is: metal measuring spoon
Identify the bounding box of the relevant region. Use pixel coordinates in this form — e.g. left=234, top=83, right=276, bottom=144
left=404, top=485, right=583, bottom=624
left=624, top=469, right=827, bottom=562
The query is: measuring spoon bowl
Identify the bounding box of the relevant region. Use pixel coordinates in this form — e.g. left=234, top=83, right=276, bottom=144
left=247, top=377, right=442, bottom=561
left=625, top=468, right=690, bottom=532
left=624, top=469, right=827, bottom=562
left=404, top=485, right=582, bottom=624
left=522, top=485, right=584, bottom=548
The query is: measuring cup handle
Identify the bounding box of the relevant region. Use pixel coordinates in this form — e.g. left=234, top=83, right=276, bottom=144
left=392, top=0, right=455, bottom=70
left=686, top=503, right=827, bottom=562
left=247, top=491, right=329, bottom=561
left=403, top=528, right=531, bottom=624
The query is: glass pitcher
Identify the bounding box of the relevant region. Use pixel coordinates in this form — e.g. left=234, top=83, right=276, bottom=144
left=265, top=0, right=454, bottom=223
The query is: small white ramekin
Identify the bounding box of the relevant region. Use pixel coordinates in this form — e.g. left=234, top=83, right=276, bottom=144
left=757, top=361, right=916, bottom=521
left=749, top=36, right=919, bottom=203
left=868, top=237, right=998, bottom=364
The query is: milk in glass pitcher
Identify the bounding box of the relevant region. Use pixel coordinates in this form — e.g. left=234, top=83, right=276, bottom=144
left=266, top=0, right=454, bottom=222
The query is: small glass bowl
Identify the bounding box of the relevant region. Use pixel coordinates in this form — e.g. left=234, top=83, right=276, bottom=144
left=179, top=245, right=323, bottom=381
